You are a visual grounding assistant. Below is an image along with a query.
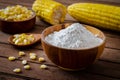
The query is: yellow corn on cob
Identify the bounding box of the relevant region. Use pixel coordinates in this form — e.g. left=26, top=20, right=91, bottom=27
left=32, top=0, right=67, bottom=25
left=67, top=3, right=120, bottom=31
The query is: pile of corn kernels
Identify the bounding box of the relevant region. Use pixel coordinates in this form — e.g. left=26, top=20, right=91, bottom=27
left=0, top=5, right=33, bottom=21
left=13, top=33, right=35, bottom=45
left=8, top=51, right=47, bottom=73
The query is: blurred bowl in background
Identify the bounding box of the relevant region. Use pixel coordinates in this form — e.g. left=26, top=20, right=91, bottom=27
left=0, top=10, right=36, bottom=34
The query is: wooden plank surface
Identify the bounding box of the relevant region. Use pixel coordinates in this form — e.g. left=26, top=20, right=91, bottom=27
left=0, top=74, right=24, bottom=80
left=0, top=0, right=120, bottom=80
left=0, top=57, right=120, bottom=80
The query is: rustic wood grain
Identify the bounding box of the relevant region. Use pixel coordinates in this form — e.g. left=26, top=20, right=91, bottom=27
left=100, top=48, right=120, bottom=63
left=0, top=57, right=120, bottom=80
left=0, top=74, right=24, bottom=80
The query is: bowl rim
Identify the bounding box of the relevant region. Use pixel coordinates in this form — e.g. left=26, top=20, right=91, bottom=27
left=0, top=10, right=36, bottom=22
left=41, top=23, right=106, bottom=50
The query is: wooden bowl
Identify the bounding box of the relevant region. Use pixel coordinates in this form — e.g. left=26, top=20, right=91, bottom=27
left=8, top=33, right=41, bottom=47
left=0, top=11, right=36, bottom=34
left=41, top=23, right=106, bottom=71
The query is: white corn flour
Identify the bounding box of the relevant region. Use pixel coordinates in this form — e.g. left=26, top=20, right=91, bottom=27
left=45, top=23, right=103, bottom=49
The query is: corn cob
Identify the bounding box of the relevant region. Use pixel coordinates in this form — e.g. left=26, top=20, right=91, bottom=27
left=67, top=3, right=120, bottom=31
left=32, top=0, right=67, bottom=25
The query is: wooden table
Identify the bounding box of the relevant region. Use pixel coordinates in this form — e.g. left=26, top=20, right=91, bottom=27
left=0, top=0, right=120, bottom=80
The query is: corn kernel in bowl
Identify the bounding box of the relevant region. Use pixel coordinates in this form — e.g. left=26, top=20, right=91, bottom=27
left=0, top=5, right=34, bottom=21
left=12, top=33, right=35, bottom=45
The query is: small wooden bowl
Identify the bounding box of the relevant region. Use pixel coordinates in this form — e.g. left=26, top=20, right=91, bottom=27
left=8, top=33, right=41, bottom=47
left=0, top=11, right=36, bottom=34
left=41, top=23, right=106, bottom=71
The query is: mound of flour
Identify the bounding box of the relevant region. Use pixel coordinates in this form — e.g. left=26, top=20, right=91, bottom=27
left=45, top=23, right=103, bottom=49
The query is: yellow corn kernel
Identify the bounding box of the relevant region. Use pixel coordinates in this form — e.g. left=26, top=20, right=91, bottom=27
left=13, top=68, right=21, bottom=73
left=22, top=60, right=27, bottom=65
left=19, top=51, right=25, bottom=56
left=67, top=3, right=120, bottom=31
left=38, top=57, right=45, bottom=62
left=40, top=64, right=47, bottom=69
left=30, top=55, right=37, bottom=60
left=32, top=0, right=67, bottom=25
left=24, top=65, right=31, bottom=70
left=8, top=56, right=16, bottom=61
left=14, top=38, right=22, bottom=45
left=29, top=53, right=37, bottom=56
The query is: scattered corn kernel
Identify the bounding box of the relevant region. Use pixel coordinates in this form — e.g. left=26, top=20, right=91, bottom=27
left=13, top=68, right=21, bottom=73
left=22, top=60, right=27, bottom=65
left=30, top=55, right=37, bottom=60
left=19, top=51, right=25, bottom=56
left=13, top=33, right=35, bottom=45
left=0, top=5, right=33, bottom=21
left=38, top=57, right=45, bottom=62
left=29, top=53, right=37, bottom=60
left=24, top=65, right=31, bottom=70
left=40, top=64, right=47, bottom=69
left=29, top=53, right=36, bottom=56
left=8, top=56, right=16, bottom=61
